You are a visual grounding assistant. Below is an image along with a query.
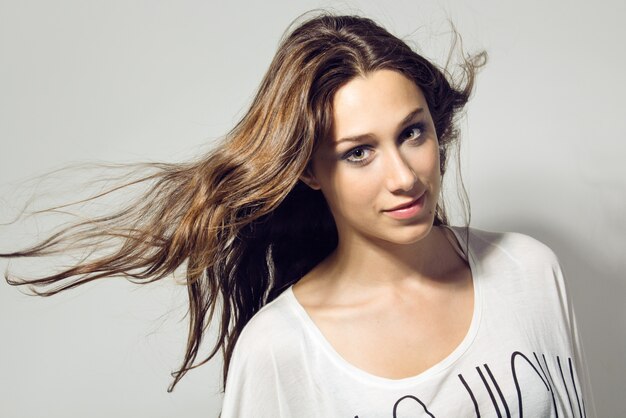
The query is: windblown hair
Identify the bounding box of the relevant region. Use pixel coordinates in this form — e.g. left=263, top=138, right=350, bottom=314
left=1, top=13, right=486, bottom=392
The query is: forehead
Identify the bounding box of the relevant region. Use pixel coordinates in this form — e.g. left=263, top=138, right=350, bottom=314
left=330, top=69, right=428, bottom=141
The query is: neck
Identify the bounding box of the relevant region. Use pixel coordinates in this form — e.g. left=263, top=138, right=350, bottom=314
left=321, top=225, right=453, bottom=291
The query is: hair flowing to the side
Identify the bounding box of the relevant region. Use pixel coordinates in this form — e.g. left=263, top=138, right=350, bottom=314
left=1, top=12, right=486, bottom=392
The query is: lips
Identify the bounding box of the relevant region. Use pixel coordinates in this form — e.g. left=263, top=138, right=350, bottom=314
left=384, top=192, right=426, bottom=212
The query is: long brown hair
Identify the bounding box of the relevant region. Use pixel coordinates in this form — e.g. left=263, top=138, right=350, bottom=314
left=1, top=12, right=485, bottom=392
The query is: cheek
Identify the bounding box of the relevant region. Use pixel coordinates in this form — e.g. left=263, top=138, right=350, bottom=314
left=410, top=140, right=441, bottom=180
left=329, top=167, right=379, bottom=209
left=312, top=159, right=379, bottom=213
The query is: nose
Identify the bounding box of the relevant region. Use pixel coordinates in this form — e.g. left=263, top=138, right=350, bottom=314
left=384, top=148, right=417, bottom=192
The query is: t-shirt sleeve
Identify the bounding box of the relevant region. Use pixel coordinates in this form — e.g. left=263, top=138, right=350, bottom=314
left=219, top=301, right=312, bottom=418
left=479, top=230, right=597, bottom=417
left=219, top=331, right=284, bottom=418
left=517, top=232, right=599, bottom=418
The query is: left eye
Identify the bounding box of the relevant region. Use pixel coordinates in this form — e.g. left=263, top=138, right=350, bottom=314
left=402, top=125, right=423, bottom=141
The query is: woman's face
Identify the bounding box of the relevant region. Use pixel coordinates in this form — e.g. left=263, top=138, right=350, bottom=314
left=302, top=69, right=441, bottom=247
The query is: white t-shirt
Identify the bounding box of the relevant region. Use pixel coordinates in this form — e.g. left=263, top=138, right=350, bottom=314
left=220, top=226, right=596, bottom=417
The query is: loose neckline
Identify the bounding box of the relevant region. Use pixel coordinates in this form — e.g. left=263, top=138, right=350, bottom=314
left=286, top=225, right=483, bottom=388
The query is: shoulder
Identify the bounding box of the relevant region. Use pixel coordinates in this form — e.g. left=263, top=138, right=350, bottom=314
left=448, top=226, right=569, bottom=301
left=230, top=287, right=307, bottom=366
left=449, top=225, right=560, bottom=270
left=222, top=287, right=310, bottom=415
left=447, top=225, right=565, bottom=292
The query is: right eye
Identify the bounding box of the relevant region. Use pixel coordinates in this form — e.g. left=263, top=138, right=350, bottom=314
left=343, top=147, right=373, bottom=165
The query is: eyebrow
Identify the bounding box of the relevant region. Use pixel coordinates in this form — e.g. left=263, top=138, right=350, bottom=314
left=335, top=107, right=425, bottom=144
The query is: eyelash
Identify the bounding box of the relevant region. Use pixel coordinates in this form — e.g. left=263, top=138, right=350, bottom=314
left=341, top=122, right=426, bottom=165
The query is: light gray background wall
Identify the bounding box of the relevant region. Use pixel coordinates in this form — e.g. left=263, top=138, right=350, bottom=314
left=1, top=0, right=624, bottom=417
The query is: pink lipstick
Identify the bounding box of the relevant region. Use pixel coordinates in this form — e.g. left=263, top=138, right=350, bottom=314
left=383, top=193, right=426, bottom=220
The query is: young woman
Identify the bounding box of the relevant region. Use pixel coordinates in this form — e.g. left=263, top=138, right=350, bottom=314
left=2, top=13, right=594, bottom=417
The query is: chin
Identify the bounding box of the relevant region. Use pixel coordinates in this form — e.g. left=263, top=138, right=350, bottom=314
left=376, top=222, right=436, bottom=246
